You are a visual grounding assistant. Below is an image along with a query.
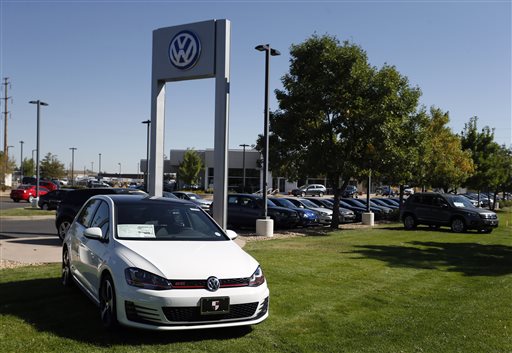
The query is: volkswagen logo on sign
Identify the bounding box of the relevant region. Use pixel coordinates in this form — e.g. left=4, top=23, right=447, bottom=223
left=168, top=30, right=201, bottom=70
left=206, top=276, right=220, bottom=292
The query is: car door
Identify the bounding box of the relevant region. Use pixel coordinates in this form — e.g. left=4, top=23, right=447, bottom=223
left=431, top=195, right=452, bottom=225
left=80, top=200, right=111, bottom=295
left=415, top=194, right=435, bottom=223
left=238, top=196, right=261, bottom=225
left=69, top=198, right=101, bottom=292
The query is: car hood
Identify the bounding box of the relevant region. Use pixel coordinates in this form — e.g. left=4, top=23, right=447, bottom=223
left=309, top=207, right=332, bottom=214
left=115, top=239, right=259, bottom=279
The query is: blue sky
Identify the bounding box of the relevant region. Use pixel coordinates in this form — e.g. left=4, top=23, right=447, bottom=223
left=1, top=0, right=510, bottom=174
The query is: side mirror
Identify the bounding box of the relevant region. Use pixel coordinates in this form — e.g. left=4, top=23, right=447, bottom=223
left=84, top=227, right=103, bottom=240
left=226, top=229, right=238, bottom=240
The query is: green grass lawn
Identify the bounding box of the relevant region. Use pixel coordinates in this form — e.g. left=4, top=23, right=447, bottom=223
left=1, top=211, right=511, bottom=352
left=0, top=207, right=55, bottom=216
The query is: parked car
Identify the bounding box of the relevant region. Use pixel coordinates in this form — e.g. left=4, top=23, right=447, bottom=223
left=269, top=197, right=320, bottom=227
left=30, top=180, right=60, bottom=191
left=55, top=188, right=147, bottom=240
left=172, top=191, right=212, bottom=211
left=341, top=198, right=384, bottom=220
left=304, top=197, right=357, bottom=223
left=400, top=192, right=498, bottom=233
left=375, top=185, right=396, bottom=196
left=291, top=184, right=326, bottom=197
left=226, top=194, right=299, bottom=229
left=283, top=197, right=332, bottom=225
left=38, top=189, right=74, bottom=210
left=62, top=194, right=269, bottom=330
left=342, top=185, right=358, bottom=198
left=10, top=185, right=50, bottom=203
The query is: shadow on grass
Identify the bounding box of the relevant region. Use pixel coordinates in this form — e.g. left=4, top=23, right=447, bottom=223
left=350, top=241, right=512, bottom=276
left=0, top=277, right=252, bottom=346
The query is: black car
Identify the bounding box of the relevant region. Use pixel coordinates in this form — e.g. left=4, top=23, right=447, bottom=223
left=38, top=189, right=74, bottom=210
left=400, top=192, right=499, bottom=233
left=342, top=185, right=358, bottom=198
left=227, top=194, right=299, bottom=229
left=55, top=188, right=146, bottom=240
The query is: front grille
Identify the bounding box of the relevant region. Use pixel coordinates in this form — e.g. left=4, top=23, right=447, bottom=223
left=163, top=302, right=258, bottom=322
left=170, top=277, right=249, bottom=289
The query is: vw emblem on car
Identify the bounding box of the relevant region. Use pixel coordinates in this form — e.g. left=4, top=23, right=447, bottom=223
left=168, top=30, right=201, bottom=70
left=206, top=276, right=220, bottom=292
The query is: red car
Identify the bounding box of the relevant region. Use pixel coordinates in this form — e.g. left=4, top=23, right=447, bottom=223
left=10, top=185, right=50, bottom=203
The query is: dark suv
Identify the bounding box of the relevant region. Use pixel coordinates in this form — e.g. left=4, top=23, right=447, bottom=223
left=400, top=192, right=498, bottom=233
left=55, top=188, right=146, bottom=240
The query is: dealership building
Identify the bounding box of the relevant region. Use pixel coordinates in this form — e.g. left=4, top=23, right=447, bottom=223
left=167, top=148, right=299, bottom=193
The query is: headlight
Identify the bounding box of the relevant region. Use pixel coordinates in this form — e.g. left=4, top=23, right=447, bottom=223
left=125, top=267, right=173, bottom=290
left=249, top=266, right=265, bottom=287
left=320, top=212, right=328, bottom=216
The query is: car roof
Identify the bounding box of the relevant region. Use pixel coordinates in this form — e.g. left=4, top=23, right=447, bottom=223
left=97, top=194, right=197, bottom=207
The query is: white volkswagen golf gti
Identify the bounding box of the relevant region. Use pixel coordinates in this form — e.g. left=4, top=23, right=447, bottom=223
left=62, top=194, right=269, bottom=330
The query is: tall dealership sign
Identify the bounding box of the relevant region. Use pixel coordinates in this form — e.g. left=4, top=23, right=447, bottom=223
left=150, top=20, right=230, bottom=228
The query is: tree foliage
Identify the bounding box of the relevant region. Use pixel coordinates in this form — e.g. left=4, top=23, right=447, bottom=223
left=40, top=153, right=66, bottom=179
left=266, top=34, right=422, bottom=227
left=419, top=108, right=474, bottom=191
left=21, top=158, right=35, bottom=177
left=177, top=149, right=204, bottom=188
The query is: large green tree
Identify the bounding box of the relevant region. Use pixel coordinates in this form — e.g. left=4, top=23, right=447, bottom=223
left=178, top=149, right=204, bottom=189
left=267, top=35, right=422, bottom=227
left=419, top=107, right=474, bottom=192
left=40, top=153, right=66, bottom=179
left=460, top=117, right=509, bottom=209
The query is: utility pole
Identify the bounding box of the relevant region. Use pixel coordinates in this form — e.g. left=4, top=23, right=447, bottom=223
left=2, top=78, right=11, bottom=157
left=2, top=78, right=11, bottom=186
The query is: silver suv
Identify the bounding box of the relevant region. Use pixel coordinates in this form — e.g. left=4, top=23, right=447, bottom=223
left=291, top=184, right=327, bottom=197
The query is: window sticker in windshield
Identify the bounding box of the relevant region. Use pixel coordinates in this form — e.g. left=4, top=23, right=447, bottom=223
left=117, top=224, right=156, bottom=238
left=214, top=232, right=222, bottom=237
left=453, top=202, right=465, bottom=208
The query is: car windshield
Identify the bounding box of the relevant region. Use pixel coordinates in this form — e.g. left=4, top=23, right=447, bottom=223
left=449, top=195, right=476, bottom=209
left=273, top=198, right=295, bottom=208
left=299, top=199, right=319, bottom=208
left=115, top=201, right=227, bottom=241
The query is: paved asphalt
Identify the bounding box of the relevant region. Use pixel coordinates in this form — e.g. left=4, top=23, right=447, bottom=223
left=0, top=216, right=61, bottom=264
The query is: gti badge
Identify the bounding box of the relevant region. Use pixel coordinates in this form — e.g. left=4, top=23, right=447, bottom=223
left=168, top=30, right=201, bottom=70
left=206, top=276, right=220, bottom=292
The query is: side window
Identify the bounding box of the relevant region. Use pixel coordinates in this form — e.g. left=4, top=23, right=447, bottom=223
left=76, top=199, right=101, bottom=227
left=435, top=196, right=449, bottom=208
left=90, top=201, right=110, bottom=238
left=228, top=196, right=239, bottom=205
left=421, top=195, right=435, bottom=206
left=240, top=197, right=255, bottom=208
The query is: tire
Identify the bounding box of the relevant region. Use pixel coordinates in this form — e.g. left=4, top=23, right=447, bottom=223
left=451, top=218, right=466, bottom=233
left=28, top=195, right=34, bottom=203
left=403, top=214, right=417, bottom=230
left=58, top=219, right=72, bottom=241
left=319, top=192, right=324, bottom=197
left=62, top=247, right=72, bottom=287
left=301, top=192, right=305, bottom=197
left=41, top=203, right=49, bottom=210
left=100, top=274, right=118, bottom=329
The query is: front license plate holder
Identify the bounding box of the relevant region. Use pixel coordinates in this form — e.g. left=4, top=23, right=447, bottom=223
left=200, top=297, right=230, bottom=315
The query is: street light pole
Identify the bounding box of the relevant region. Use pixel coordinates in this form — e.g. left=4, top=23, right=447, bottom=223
left=29, top=100, right=48, bottom=206
left=69, top=147, right=77, bottom=187
left=142, top=120, right=151, bottom=188
left=255, top=44, right=280, bottom=219
left=19, top=140, right=24, bottom=181
left=239, top=143, right=249, bottom=192
left=98, top=153, right=102, bottom=180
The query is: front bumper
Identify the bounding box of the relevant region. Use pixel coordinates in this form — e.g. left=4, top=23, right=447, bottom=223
left=116, top=282, right=269, bottom=330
